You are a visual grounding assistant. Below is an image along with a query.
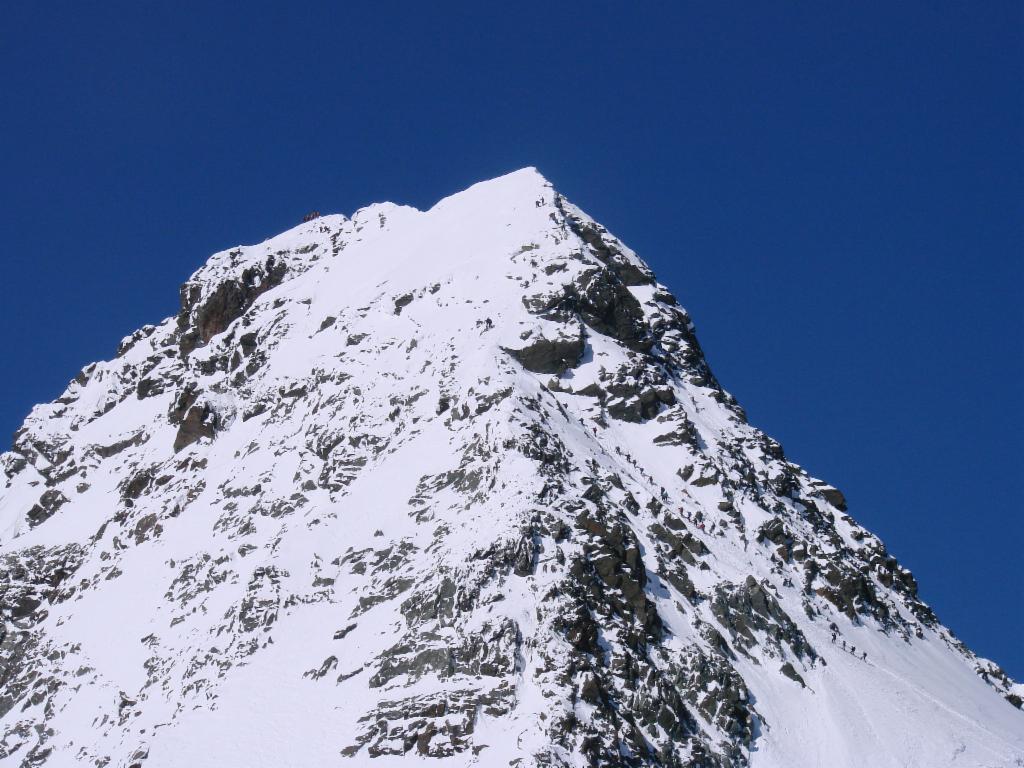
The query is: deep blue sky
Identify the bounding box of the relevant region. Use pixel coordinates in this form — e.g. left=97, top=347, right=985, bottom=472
left=2, top=3, right=1021, bottom=677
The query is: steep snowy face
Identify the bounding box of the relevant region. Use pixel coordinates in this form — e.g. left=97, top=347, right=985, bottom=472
left=0, top=168, right=1020, bottom=768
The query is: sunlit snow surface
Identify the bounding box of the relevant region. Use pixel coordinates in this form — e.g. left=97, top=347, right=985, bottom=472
left=0, top=169, right=1020, bottom=767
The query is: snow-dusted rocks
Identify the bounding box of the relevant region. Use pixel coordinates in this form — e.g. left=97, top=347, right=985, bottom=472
left=0, top=169, right=1021, bottom=767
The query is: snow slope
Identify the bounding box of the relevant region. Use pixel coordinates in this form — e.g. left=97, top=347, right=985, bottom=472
left=0, top=168, right=1020, bottom=767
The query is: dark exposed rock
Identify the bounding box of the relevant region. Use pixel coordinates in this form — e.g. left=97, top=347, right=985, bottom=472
left=757, top=517, right=797, bottom=561
left=120, top=467, right=154, bottom=502
left=813, top=564, right=892, bottom=625
left=711, top=576, right=816, bottom=661
left=133, top=513, right=161, bottom=544
left=173, top=404, right=218, bottom=452
left=522, top=266, right=651, bottom=353
left=652, top=412, right=699, bottom=447
left=136, top=377, right=166, bottom=399
left=26, top=490, right=68, bottom=528
left=168, top=383, right=200, bottom=425
left=393, top=293, right=414, bottom=315
left=116, top=324, right=158, bottom=358
left=649, top=518, right=708, bottom=573
left=607, top=386, right=676, bottom=423
left=92, top=430, right=148, bottom=459
left=0, top=544, right=84, bottom=718
left=345, top=686, right=513, bottom=758
left=811, top=481, right=847, bottom=511
left=504, top=326, right=585, bottom=375
left=780, top=662, right=806, bottom=687
left=598, top=362, right=676, bottom=423
left=236, top=566, right=284, bottom=636
left=572, top=507, right=662, bottom=645
left=369, top=643, right=452, bottom=688
left=280, top=383, right=308, bottom=399
left=575, top=269, right=652, bottom=352
left=557, top=197, right=654, bottom=286
left=177, top=255, right=287, bottom=356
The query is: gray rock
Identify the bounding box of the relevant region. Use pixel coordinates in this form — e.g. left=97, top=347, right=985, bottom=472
left=504, top=327, right=585, bottom=375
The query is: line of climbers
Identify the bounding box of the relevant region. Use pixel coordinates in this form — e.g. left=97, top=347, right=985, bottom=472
left=679, top=507, right=716, bottom=534
left=302, top=211, right=321, bottom=223
left=830, top=622, right=868, bottom=661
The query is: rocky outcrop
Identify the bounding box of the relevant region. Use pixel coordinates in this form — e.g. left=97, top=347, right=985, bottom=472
left=711, top=576, right=817, bottom=662
left=177, top=255, right=287, bottom=356
left=556, top=194, right=655, bottom=287
left=0, top=544, right=84, bottom=722
left=172, top=403, right=218, bottom=452
left=504, top=325, right=585, bottom=374
left=25, top=491, right=68, bottom=529
left=574, top=268, right=652, bottom=352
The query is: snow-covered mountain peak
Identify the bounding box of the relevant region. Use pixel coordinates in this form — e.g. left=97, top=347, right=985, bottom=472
left=0, top=171, right=1020, bottom=767
left=428, top=165, right=553, bottom=212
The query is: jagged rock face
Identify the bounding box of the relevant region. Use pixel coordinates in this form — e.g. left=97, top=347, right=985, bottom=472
left=0, top=169, right=1021, bottom=768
